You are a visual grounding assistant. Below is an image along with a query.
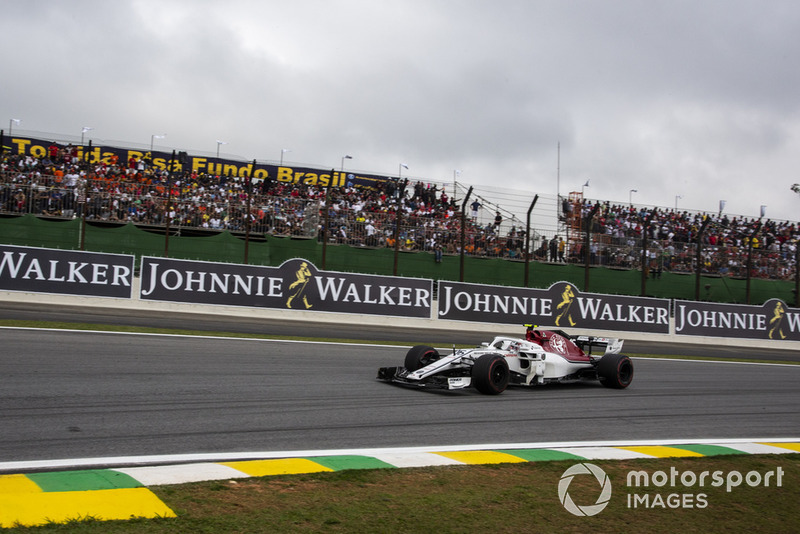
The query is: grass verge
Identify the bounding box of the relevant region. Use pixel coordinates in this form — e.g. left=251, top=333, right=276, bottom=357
left=6, top=454, right=798, bottom=533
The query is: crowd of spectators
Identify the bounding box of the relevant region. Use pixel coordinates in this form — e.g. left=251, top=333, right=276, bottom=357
left=1, top=147, right=798, bottom=281
left=0, top=147, right=523, bottom=255
left=569, top=199, right=799, bottom=280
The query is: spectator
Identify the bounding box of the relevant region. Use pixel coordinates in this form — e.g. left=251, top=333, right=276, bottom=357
left=470, top=199, right=481, bottom=220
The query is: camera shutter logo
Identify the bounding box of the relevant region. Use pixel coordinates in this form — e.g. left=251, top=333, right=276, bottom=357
left=558, top=463, right=612, bottom=516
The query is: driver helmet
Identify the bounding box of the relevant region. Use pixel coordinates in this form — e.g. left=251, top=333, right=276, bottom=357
left=524, top=324, right=544, bottom=343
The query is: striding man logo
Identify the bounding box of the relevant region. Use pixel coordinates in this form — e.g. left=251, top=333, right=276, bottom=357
left=286, top=261, right=314, bottom=309
left=555, top=283, right=577, bottom=327
left=768, top=300, right=786, bottom=340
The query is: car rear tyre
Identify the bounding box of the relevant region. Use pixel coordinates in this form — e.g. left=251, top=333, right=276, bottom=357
left=471, top=354, right=509, bottom=395
left=597, top=354, right=634, bottom=389
left=405, top=345, right=440, bottom=371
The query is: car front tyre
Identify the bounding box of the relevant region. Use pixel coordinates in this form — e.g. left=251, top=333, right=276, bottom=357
left=471, top=354, right=510, bottom=395
left=405, top=345, right=440, bottom=371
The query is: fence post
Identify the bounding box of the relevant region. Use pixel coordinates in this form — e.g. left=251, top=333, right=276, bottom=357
left=583, top=203, right=599, bottom=291
left=745, top=221, right=762, bottom=304
left=524, top=195, right=538, bottom=288
left=164, top=150, right=175, bottom=258
left=641, top=212, right=653, bottom=296
left=79, top=178, right=86, bottom=251
left=393, top=201, right=402, bottom=276
left=243, top=159, right=255, bottom=264
left=460, top=186, right=473, bottom=282
left=795, top=244, right=800, bottom=307
left=322, top=170, right=332, bottom=270
left=694, top=217, right=712, bottom=300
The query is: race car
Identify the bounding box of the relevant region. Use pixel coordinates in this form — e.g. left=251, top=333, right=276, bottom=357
left=376, top=325, right=633, bottom=395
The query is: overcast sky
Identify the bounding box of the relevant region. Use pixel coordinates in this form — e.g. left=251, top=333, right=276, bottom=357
left=2, top=0, right=799, bottom=224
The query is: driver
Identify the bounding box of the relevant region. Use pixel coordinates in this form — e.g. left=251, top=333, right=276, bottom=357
left=525, top=324, right=545, bottom=344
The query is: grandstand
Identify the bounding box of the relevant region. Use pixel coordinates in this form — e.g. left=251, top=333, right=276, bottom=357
left=1, top=129, right=798, bottom=305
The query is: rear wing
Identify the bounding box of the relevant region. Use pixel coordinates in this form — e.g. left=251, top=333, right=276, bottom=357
left=571, top=335, right=624, bottom=356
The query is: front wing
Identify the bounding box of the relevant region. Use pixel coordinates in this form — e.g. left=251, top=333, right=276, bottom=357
left=377, top=366, right=473, bottom=390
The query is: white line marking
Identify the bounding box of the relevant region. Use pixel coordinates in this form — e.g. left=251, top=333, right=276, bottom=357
left=2, top=326, right=797, bottom=364
left=630, top=356, right=800, bottom=368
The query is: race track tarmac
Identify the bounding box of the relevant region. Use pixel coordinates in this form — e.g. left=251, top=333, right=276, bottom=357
left=2, top=326, right=798, bottom=465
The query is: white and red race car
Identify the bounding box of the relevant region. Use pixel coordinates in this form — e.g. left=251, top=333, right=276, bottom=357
left=377, top=325, right=633, bottom=395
